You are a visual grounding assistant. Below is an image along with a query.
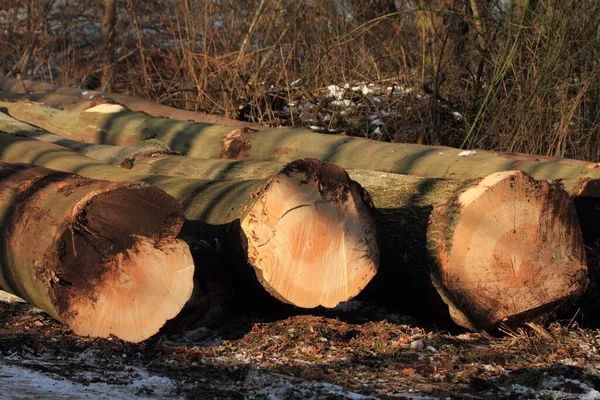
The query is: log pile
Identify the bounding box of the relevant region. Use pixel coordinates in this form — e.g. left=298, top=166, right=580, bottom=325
left=0, top=77, right=597, bottom=335
left=0, top=133, right=380, bottom=309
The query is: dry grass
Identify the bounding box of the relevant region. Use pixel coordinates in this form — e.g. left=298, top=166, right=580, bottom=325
left=1, top=0, right=599, bottom=162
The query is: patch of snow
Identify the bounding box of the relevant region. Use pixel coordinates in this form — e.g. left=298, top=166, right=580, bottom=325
left=0, top=290, right=26, bottom=303
left=458, top=150, right=477, bottom=157
left=409, top=340, right=425, bottom=351
left=495, top=374, right=600, bottom=399
left=331, top=99, right=355, bottom=108
left=244, top=369, right=378, bottom=399
left=387, top=86, right=414, bottom=96
left=327, top=85, right=345, bottom=100
left=350, top=84, right=374, bottom=96
left=0, top=362, right=180, bottom=399
left=290, top=78, right=302, bottom=87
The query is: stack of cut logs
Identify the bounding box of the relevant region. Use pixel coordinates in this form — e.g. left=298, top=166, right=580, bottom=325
left=0, top=76, right=597, bottom=342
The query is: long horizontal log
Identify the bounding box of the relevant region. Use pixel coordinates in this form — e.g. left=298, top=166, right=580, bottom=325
left=0, top=133, right=379, bottom=308
left=0, top=97, right=597, bottom=191
left=0, top=76, right=254, bottom=127
left=0, top=162, right=194, bottom=342
left=0, top=120, right=587, bottom=329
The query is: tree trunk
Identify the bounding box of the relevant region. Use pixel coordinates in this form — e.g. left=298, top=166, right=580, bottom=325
left=101, top=0, right=117, bottom=91
left=426, top=170, right=587, bottom=330
left=0, top=162, right=194, bottom=342
left=0, top=124, right=588, bottom=329
left=0, top=134, right=379, bottom=309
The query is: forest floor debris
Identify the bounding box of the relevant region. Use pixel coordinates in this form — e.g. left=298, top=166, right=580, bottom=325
left=1, top=291, right=600, bottom=399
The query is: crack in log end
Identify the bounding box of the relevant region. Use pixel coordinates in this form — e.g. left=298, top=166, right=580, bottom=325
left=219, top=128, right=257, bottom=159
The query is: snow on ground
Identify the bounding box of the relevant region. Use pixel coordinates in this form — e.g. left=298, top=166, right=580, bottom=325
left=243, top=369, right=377, bottom=399
left=0, top=362, right=180, bottom=399
left=496, top=376, right=600, bottom=399
left=0, top=291, right=26, bottom=304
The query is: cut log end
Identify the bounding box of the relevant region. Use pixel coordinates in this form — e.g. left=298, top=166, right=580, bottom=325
left=431, top=171, right=588, bottom=330
left=241, top=159, right=379, bottom=308
left=49, top=184, right=194, bottom=343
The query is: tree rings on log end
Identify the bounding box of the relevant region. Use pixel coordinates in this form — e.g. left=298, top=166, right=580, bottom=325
left=49, top=184, right=194, bottom=343
left=430, top=171, right=588, bottom=330
left=241, top=158, right=379, bottom=308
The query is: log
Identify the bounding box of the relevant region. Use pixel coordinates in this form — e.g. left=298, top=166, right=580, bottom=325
left=0, top=162, right=194, bottom=342
left=0, top=76, right=255, bottom=127
left=0, top=98, right=597, bottom=191
left=0, top=123, right=587, bottom=329
left=426, top=171, right=587, bottom=329
left=0, top=134, right=379, bottom=308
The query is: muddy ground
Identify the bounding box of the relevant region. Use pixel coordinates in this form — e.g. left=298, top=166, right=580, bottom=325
left=1, top=290, right=600, bottom=399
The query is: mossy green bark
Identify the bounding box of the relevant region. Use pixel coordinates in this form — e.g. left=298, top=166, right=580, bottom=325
left=0, top=99, right=598, bottom=190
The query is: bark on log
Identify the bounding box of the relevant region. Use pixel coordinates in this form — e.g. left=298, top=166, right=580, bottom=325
left=0, top=122, right=587, bottom=328
left=0, top=97, right=597, bottom=189
left=0, top=134, right=379, bottom=308
left=0, top=76, right=255, bottom=127
left=0, top=162, right=194, bottom=342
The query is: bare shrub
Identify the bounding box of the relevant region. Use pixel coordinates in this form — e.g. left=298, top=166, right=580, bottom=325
left=0, top=0, right=598, bottom=161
